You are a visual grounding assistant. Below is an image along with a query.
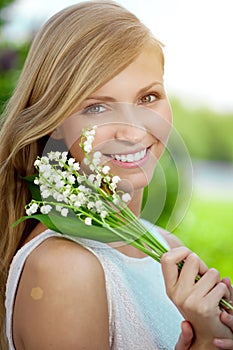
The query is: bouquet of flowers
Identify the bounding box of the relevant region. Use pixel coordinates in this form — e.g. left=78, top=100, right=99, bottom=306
left=15, top=126, right=233, bottom=311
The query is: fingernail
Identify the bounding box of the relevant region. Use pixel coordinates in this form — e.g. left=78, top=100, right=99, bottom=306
left=222, top=310, right=230, bottom=320
left=214, top=339, right=224, bottom=347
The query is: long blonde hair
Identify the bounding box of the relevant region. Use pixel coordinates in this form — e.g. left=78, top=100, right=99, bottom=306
left=0, top=0, right=164, bottom=346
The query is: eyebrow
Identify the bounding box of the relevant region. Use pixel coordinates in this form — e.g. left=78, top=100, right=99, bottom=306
left=85, top=81, right=164, bottom=102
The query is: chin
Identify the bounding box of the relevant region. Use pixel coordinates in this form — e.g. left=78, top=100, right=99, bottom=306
left=118, top=169, right=154, bottom=194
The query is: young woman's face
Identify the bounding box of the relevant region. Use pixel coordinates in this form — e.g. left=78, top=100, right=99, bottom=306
left=59, top=46, right=172, bottom=192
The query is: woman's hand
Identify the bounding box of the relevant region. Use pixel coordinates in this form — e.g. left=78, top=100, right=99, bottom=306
left=175, top=320, right=193, bottom=350
left=161, top=247, right=233, bottom=349
left=176, top=313, right=233, bottom=350
left=213, top=278, right=233, bottom=349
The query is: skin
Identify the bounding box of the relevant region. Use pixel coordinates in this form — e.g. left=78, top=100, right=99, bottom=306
left=13, top=46, right=233, bottom=349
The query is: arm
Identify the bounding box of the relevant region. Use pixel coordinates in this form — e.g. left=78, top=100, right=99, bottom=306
left=158, top=227, right=233, bottom=349
left=161, top=246, right=233, bottom=350
left=213, top=278, right=233, bottom=349
left=13, top=237, right=110, bottom=350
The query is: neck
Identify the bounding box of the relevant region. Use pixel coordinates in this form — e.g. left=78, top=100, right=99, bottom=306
left=108, top=188, right=148, bottom=258
left=127, top=188, right=143, bottom=217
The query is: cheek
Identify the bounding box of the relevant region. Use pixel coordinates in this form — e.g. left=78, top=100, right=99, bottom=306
left=92, top=126, right=115, bottom=150
left=153, top=101, right=172, bottom=143
left=69, top=141, right=83, bottom=162
left=65, top=125, right=115, bottom=163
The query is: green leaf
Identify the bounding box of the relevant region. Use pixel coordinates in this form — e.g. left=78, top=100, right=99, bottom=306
left=22, top=175, right=41, bottom=201
left=141, top=185, right=148, bottom=211
left=14, top=212, right=121, bottom=243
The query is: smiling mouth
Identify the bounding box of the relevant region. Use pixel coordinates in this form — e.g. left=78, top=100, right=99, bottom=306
left=109, top=148, right=148, bottom=163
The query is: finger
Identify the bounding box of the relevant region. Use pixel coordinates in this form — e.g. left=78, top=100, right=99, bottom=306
left=221, top=278, right=233, bottom=314
left=201, top=283, right=230, bottom=315
left=221, top=278, right=232, bottom=290
left=175, top=321, right=194, bottom=350
left=220, top=311, right=233, bottom=331
left=192, top=268, right=222, bottom=300
left=213, top=338, right=233, bottom=349
left=178, top=252, right=208, bottom=286
left=161, top=247, right=192, bottom=289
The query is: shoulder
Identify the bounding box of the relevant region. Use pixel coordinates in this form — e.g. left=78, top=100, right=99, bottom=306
left=13, top=236, right=110, bottom=349
left=26, top=235, right=104, bottom=277
left=155, top=225, right=184, bottom=249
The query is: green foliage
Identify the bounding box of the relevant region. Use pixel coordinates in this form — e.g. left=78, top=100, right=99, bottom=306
left=142, top=150, right=180, bottom=228
left=0, top=0, right=16, bottom=28
left=0, top=41, right=30, bottom=114
left=174, top=196, right=233, bottom=281
left=171, top=98, right=233, bottom=161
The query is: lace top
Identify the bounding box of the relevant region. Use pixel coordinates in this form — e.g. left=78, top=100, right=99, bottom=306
left=5, top=219, right=183, bottom=349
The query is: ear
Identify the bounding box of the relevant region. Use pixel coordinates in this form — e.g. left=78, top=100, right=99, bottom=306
left=50, top=127, right=64, bottom=140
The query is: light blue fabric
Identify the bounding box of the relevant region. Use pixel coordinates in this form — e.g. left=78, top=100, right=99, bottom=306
left=6, top=219, right=183, bottom=349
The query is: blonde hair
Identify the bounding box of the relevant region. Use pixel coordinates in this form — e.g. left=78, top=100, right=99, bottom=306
left=0, top=0, right=164, bottom=345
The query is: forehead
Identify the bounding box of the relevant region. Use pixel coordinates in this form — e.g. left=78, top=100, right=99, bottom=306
left=89, top=46, right=164, bottom=100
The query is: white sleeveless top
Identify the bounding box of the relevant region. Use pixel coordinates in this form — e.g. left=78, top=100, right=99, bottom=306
left=5, top=220, right=183, bottom=349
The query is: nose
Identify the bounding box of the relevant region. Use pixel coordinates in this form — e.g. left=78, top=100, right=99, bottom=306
left=114, top=103, right=147, bottom=144
left=115, top=123, right=147, bottom=144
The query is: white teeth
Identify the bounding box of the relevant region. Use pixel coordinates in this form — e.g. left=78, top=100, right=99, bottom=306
left=112, top=149, right=147, bottom=163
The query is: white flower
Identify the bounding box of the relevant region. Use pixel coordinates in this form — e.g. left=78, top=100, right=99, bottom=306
left=84, top=144, right=92, bottom=153
left=110, top=175, right=120, bottom=191
left=77, top=192, right=86, bottom=203
left=51, top=173, right=62, bottom=184
left=55, top=180, right=65, bottom=190
left=74, top=201, right=81, bottom=208
left=86, top=127, right=96, bottom=136
left=87, top=201, right=95, bottom=209
left=26, top=202, right=38, bottom=215
left=93, top=151, right=101, bottom=159
left=69, top=194, right=78, bottom=202
left=67, top=175, right=75, bottom=184
left=84, top=217, right=92, bottom=226
left=88, top=174, right=95, bottom=183
left=83, top=135, right=94, bottom=153
left=40, top=205, right=52, bottom=214
left=53, top=193, right=65, bottom=202
left=61, top=152, right=68, bottom=162
left=78, top=185, right=87, bottom=192
left=48, top=151, right=61, bottom=160
left=40, top=156, right=49, bottom=164
left=122, top=193, right=131, bottom=203
left=112, top=194, right=120, bottom=205
left=112, top=176, right=120, bottom=184
left=92, top=157, right=101, bottom=166
left=95, top=200, right=104, bottom=213
left=100, top=210, right=108, bottom=219
left=102, top=165, right=110, bottom=175
left=73, top=162, right=80, bottom=171
left=63, top=188, right=72, bottom=197
left=94, top=173, right=102, bottom=188
left=41, top=189, right=51, bottom=198
left=34, top=178, right=39, bottom=185
left=34, top=159, right=41, bottom=167
left=68, top=158, right=75, bottom=166
left=39, top=164, right=51, bottom=178
left=56, top=205, right=62, bottom=212
left=83, top=157, right=90, bottom=165
left=61, top=208, right=69, bottom=217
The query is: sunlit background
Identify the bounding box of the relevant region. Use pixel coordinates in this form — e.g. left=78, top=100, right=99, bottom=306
left=1, top=0, right=233, bottom=279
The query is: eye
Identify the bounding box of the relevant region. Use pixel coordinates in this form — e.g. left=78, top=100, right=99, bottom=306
left=83, top=104, right=107, bottom=114
left=139, top=94, right=158, bottom=104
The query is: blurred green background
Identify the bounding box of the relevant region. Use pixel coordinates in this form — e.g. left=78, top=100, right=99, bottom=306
left=1, top=1, right=233, bottom=280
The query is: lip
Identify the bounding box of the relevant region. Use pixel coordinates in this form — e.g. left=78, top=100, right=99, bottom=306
left=105, top=146, right=152, bottom=169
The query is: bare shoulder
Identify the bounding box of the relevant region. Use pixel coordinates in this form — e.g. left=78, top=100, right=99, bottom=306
left=155, top=225, right=184, bottom=249
left=13, top=236, right=110, bottom=350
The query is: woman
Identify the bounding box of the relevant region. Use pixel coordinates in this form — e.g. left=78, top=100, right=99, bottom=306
left=0, top=1, right=232, bottom=349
